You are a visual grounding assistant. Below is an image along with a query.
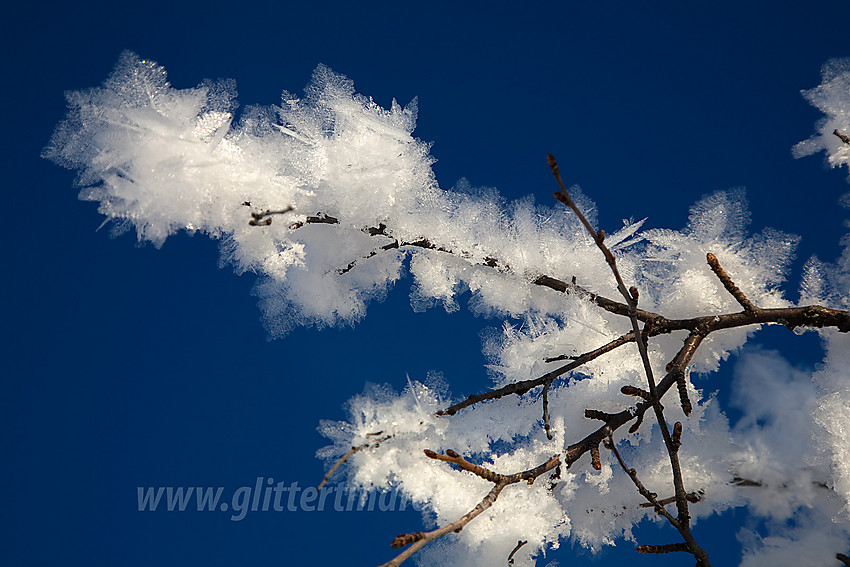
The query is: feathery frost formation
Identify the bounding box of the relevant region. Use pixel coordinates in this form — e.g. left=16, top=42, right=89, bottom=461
left=46, top=53, right=850, bottom=565
left=794, top=57, right=850, bottom=178
left=794, top=58, right=850, bottom=566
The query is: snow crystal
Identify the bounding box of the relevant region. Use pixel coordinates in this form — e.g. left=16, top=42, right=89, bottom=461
left=793, top=58, right=850, bottom=178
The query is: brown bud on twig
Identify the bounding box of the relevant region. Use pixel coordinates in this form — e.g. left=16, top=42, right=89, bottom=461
left=585, top=409, right=614, bottom=422
left=629, top=286, right=639, bottom=304
left=835, top=129, right=850, bottom=145
left=687, top=491, right=702, bottom=503
left=629, top=412, right=645, bottom=434
left=672, top=422, right=682, bottom=450
left=445, top=449, right=460, bottom=458
left=590, top=445, right=602, bottom=470
left=621, top=385, right=651, bottom=401
left=546, top=153, right=559, bottom=176
left=391, top=532, right=425, bottom=549
left=423, top=449, right=438, bottom=459
left=676, top=375, right=693, bottom=416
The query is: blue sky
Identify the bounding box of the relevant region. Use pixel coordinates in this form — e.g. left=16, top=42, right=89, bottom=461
left=3, top=1, right=849, bottom=565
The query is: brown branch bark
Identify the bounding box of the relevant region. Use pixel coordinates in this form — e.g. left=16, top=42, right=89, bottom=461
left=439, top=303, right=849, bottom=417
left=378, top=452, right=560, bottom=567
left=439, top=331, right=636, bottom=416
left=605, top=436, right=681, bottom=527
left=706, top=252, right=756, bottom=313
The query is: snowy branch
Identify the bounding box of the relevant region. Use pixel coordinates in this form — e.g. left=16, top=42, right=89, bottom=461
left=46, top=53, right=850, bottom=567
left=379, top=451, right=560, bottom=567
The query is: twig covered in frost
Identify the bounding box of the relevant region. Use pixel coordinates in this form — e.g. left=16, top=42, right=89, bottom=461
left=604, top=436, right=680, bottom=526
left=438, top=330, right=637, bottom=416
left=379, top=450, right=560, bottom=567
left=706, top=252, right=757, bottom=313
left=548, top=153, right=710, bottom=565
left=605, top=435, right=706, bottom=558
left=318, top=432, right=393, bottom=491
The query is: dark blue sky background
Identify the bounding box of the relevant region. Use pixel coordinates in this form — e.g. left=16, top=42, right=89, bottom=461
left=3, top=1, right=849, bottom=566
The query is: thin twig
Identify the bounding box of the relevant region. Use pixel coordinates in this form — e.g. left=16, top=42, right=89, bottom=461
left=379, top=452, right=560, bottom=567
left=549, top=154, right=710, bottom=566
left=542, top=379, right=553, bottom=440
left=637, top=543, right=691, bottom=554
left=640, top=492, right=702, bottom=508
left=318, top=434, right=393, bottom=490
left=439, top=331, right=636, bottom=416
left=706, top=253, right=757, bottom=313
left=246, top=205, right=294, bottom=225
left=507, top=540, right=528, bottom=565
left=834, top=129, right=850, bottom=145
left=604, top=436, right=680, bottom=527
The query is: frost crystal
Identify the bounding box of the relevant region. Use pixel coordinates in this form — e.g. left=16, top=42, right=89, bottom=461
left=793, top=57, right=850, bottom=177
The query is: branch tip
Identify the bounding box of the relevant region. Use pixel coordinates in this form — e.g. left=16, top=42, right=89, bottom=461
left=706, top=252, right=756, bottom=313
left=590, top=445, right=602, bottom=470
left=546, top=153, right=559, bottom=174
left=672, top=421, right=682, bottom=450
left=391, top=532, right=425, bottom=549
left=636, top=543, right=690, bottom=554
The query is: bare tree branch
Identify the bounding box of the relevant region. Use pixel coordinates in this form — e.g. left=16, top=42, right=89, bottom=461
left=379, top=451, right=560, bottom=567
left=283, top=161, right=850, bottom=567
left=438, top=331, right=636, bottom=416
left=549, top=153, right=710, bottom=565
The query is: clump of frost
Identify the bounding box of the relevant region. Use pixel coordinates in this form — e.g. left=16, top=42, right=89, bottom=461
left=794, top=57, right=850, bottom=520
left=44, top=52, right=642, bottom=337
left=49, top=53, right=850, bottom=565
left=793, top=58, right=850, bottom=178
left=636, top=189, right=799, bottom=372
left=811, top=332, right=850, bottom=519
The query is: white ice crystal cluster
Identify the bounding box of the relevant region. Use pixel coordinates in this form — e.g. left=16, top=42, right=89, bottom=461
left=794, top=57, right=850, bottom=559
left=47, top=53, right=850, bottom=565
left=794, top=58, right=850, bottom=178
